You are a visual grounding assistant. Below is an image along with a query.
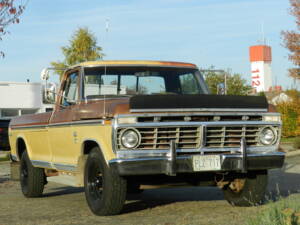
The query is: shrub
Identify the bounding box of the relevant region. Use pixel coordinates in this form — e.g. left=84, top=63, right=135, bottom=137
left=247, top=196, right=300, bottom=225
left=294, top=137, right=300, bottom=149
left=276, top=90, right=300, bottom=137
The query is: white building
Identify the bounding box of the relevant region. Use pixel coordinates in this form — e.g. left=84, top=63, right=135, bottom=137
left=0, top=82, right=53, bottom=119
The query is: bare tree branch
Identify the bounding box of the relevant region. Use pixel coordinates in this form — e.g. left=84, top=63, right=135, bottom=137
left=0, top=0, right=28, bottom=57
left=282, top=0, right=300, bottom=80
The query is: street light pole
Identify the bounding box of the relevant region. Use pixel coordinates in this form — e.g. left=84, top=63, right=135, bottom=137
left=224, top=72, right=227, bottom=95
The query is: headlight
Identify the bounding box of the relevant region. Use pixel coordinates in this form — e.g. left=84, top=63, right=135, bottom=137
left=263, top=115, right=281, bottom=122
left=259, top=127, right=276, bottom=145
left=120, top=128, right=141, bottom=149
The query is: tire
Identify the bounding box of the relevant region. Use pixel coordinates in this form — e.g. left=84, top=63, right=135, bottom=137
left=84, top=147, right=127, bottom=216
left=20, top=151, right=45, bottom=197
left=223, top=170, right=268, bottom=206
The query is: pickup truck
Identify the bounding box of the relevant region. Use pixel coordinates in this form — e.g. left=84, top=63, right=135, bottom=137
left=0, top=119, right=10, bottom=150
left=9, top=60, right=284, bottom=216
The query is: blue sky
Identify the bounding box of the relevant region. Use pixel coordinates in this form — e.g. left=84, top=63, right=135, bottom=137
left=0, top=0, right=298, bottom=89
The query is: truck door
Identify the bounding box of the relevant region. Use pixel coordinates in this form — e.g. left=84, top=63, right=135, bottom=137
left=48, top=69, right=81, bottom=169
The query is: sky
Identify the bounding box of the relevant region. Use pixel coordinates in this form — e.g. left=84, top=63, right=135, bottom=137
left=0, top=0, right=299, bottom=89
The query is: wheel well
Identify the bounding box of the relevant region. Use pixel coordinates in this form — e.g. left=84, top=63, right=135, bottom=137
left=83, top=140, right=99, bottom=155
left=17, top=138, right=26, bottom=160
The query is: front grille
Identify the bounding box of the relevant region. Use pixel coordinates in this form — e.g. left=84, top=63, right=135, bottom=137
left=117, top=126, right=201, bottom=150
left=205, top=125, right=266, bottom=147
left=137, top=115, right=263, bottom=123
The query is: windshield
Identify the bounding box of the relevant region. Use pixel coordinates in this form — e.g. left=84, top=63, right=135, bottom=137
left=83, top=66, right=208, bottom=99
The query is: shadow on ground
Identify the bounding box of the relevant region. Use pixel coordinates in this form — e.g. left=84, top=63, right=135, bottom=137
left=268, top=167, right=300, bottom=199
left=0, top=177, right=9, bottom=184
left=42, top=184, right=225, bottom=214
left=123, top=186, right=224, bottom=213
left=43, top=186, right=84, bottom=197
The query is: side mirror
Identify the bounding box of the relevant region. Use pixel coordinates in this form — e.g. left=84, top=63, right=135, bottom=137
left=40, top=67, right=67, bottom=105
left=41, top=68, right=50, bottom=81
left=43, top=82, right=57, bottom=104
left=40, top=68, right=60, bottom=104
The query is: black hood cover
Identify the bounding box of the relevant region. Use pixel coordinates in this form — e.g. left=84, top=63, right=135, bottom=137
left=129, top=94, right=268, bottom=111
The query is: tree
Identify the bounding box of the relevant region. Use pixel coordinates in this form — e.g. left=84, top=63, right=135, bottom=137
left=282, top=0, right=300, bottom=80
left=51, top=27, right=104, bottom=77
left=276, top=89, right=300, bottom=137
left=181, top=74, right=199, bottom=94
left=203, top=67, right=252, bottom=95
left=0, top=0, right=27, bottom=57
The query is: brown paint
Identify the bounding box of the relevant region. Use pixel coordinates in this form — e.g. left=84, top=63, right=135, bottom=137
left=74, top=98, right=130, bottom=120
left=10, top=112, right=52, bottom=128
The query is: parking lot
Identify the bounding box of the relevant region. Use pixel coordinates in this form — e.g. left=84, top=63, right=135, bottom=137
left=0, top=155, right=300, bottom=225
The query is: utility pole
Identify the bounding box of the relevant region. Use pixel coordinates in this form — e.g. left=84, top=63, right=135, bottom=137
left=225, top=68, right=232, bottom=95
left=224, top=72, right=227, bottom=95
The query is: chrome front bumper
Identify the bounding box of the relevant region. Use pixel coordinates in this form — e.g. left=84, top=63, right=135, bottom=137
left=109, top=151, right=285, bottom=176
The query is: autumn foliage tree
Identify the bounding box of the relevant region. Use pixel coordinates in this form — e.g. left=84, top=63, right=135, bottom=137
left=276, top=89, right=300, bottom=137
left=51, top=27, right=104, bottom=78
left=282, top=0, right=300, bottom=80
left=0, top=0, right=26, bottom=57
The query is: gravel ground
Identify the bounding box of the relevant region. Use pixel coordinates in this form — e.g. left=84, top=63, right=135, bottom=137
left=0, top=156, right=300, bottom=225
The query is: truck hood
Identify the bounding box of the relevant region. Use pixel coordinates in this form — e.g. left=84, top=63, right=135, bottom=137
left=77, top=94, right=269, bottom=120
left=128, top=94, right=268, bottom=112
left=9, top=95, right=270, bottom=127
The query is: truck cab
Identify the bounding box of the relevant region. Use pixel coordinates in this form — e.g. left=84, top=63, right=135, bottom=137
left=9, top=60, right=284, bottom=216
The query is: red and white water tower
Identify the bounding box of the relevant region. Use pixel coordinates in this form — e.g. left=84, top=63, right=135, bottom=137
left=249, top=45, right=273, bottom=93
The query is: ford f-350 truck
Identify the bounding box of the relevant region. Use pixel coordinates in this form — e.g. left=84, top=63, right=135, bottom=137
left=9, top=60, right=284, bottom=216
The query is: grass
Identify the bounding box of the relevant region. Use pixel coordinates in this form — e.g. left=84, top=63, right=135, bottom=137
left=281, top=137, right=298, bottom=144
left=294, top=137, right=300, bottom=149
left=281, top=136, right=300, bottom=150
left=0, top=153, right=9, bottom=162
left=246, top=195, right=300, bottom=225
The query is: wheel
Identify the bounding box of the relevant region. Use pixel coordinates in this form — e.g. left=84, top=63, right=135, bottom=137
left=127, top=181, right=143, bottom=194
left=20, top=151, right=45, bottom=197
left=223, top=170, right=268, bottom=206
left=84, top=147, right=127, bottom=216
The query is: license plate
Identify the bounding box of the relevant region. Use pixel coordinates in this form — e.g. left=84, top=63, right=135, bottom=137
left=192, top=155, right=221, bottom=171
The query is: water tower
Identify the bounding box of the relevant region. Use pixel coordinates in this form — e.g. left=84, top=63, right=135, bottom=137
left=249, top=45, right=273, bottom=92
